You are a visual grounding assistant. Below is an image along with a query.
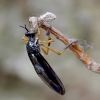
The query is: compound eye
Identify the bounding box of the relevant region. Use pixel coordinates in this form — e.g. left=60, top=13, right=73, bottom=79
left=25, top=31, right=34, bottom=37
left=25, top=32, right=29, bottom=36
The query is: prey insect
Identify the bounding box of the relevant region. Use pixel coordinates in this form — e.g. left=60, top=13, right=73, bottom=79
left=20, top=25, right=77, bottom=95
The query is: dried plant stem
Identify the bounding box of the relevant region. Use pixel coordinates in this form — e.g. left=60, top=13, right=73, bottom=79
left=41, top=23, right=100, bottom=74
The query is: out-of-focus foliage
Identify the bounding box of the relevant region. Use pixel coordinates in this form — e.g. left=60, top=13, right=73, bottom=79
left=0, top=0, right=100, bottom=100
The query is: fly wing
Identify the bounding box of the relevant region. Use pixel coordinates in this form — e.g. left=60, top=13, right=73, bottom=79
left=32, top=52, right=65, bottom=95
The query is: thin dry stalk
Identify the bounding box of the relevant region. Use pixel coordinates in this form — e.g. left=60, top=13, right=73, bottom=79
left=41, top=23, right=100, bottom=74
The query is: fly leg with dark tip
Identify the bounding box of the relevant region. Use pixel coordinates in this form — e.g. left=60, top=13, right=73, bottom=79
left=39, top=26, right=78, bottom=55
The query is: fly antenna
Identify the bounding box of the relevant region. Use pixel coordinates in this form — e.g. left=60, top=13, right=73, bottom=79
left=20, top=24, right=29, bottom=32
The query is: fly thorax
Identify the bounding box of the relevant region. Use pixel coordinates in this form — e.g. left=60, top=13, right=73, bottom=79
left=29, top=41, right=34, bottom=47
left=26, top=41, right=35, bottom=53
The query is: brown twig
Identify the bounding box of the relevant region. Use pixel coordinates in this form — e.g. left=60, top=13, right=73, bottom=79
left=41, top=23, right=100, bottom=74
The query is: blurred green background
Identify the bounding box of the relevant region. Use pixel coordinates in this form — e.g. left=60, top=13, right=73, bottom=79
left=0, top=0, right=100, bottom=100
